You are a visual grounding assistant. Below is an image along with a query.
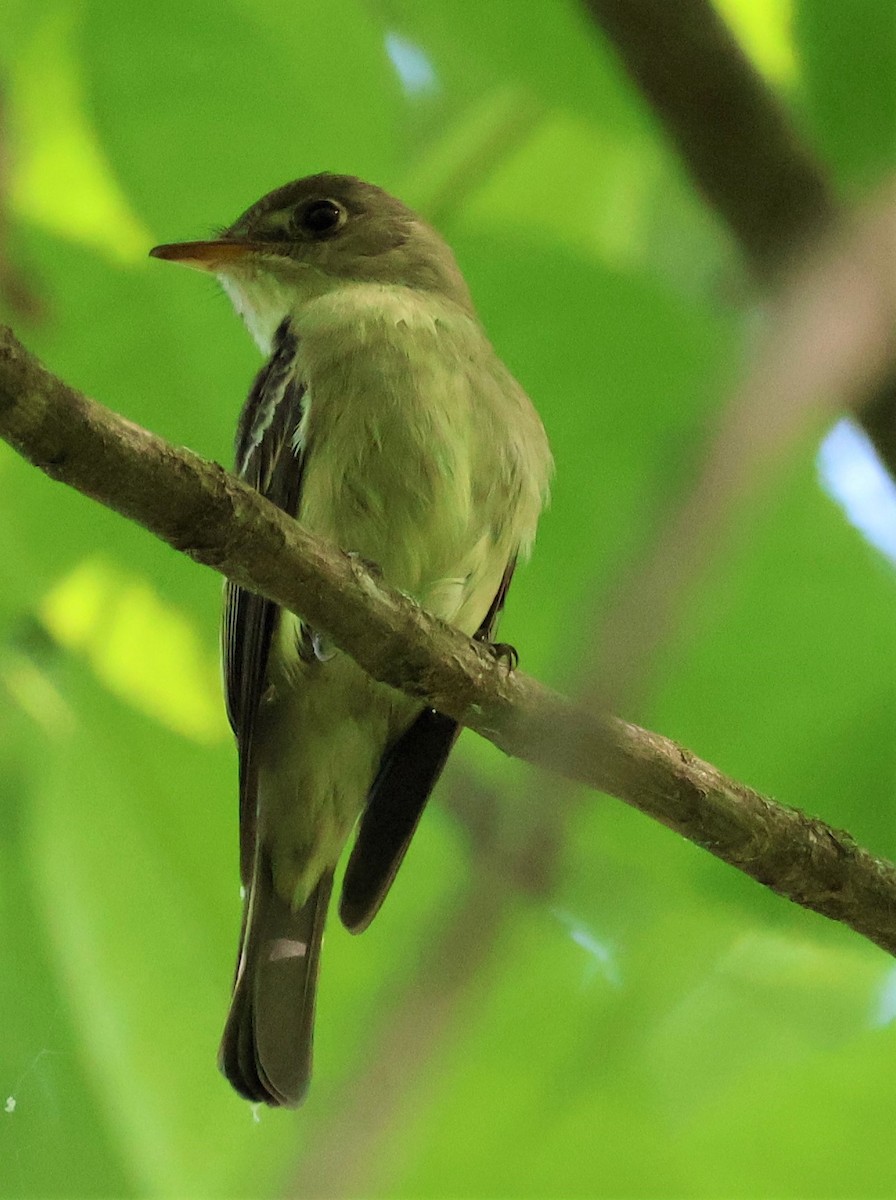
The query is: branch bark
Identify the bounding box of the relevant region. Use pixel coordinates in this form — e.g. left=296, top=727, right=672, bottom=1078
left=2, top=325, right=896, bottom=956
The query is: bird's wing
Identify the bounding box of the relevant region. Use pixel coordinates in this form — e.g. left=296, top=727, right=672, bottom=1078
left=339, top=556, right=518, bottom=933
left=223, top=320, right=307, bottom=886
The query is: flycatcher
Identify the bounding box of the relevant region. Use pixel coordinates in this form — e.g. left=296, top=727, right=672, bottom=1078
left=151, top=174, right=552, bottom=1107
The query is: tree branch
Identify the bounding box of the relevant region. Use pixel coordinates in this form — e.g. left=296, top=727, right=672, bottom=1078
left=2, top=325, right=896, bottom=955
left=583, top=0, right=896, bottom=481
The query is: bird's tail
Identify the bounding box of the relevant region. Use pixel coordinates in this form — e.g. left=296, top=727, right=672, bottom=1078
left=218, top=857, right=333, bottom=1107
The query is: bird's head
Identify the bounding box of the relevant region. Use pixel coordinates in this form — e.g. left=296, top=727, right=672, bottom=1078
left=150, top=173, right=475, bottom=352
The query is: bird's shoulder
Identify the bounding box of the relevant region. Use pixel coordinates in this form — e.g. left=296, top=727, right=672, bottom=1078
left=235, top=319, right=304, bottom=486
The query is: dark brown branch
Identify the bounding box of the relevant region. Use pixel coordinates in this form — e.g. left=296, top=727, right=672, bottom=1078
left=584, top=0, right=836, bottom=277
left=583, top=0, right=896, bottom=479
left=2, top=325, right=896, bottom=955
left=0, top=86, right=45, bottom=322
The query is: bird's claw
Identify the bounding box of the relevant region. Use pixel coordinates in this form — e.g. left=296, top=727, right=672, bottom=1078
left=347, top=551, right=384, bottom=580
left=487, top=641, right=519, bottom=671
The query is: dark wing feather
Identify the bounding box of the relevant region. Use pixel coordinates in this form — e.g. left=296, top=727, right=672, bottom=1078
left=223, top=320, right=306, bottom=886
left=339, top=556, right=518, bottom=932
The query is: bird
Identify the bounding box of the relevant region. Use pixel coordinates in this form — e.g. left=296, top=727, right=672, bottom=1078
left=150, top=174, right=552, bottom=1107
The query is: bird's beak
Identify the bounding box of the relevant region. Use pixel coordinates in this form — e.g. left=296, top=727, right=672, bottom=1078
left=149, top=240, right=263, bottom=272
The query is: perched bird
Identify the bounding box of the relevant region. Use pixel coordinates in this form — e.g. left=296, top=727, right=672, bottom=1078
left=151, top=174, right=551, bottom=1107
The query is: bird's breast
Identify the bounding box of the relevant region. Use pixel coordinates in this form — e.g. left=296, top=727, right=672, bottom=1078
left=289, top=287, right=545, bottom=628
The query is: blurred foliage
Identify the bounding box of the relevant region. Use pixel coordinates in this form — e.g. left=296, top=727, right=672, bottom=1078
left=1, top=1, right=895, bottom=1197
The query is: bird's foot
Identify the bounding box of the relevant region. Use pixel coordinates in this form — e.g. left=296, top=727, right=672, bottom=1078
left=485, top=640, right=519, bottom=671
left=311, top=631, right=336, bottom=662
left=347, top=551, right=383, bottom=580
left=296, top=624, right=336, bottom=663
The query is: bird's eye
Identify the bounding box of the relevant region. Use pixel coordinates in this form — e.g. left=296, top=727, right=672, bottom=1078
left=299, top=199, right=345, bottom=237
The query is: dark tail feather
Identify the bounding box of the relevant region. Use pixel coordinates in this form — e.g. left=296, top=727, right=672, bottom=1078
left=339, top=709, right=459, bottom=933
left=219, top=860, right=333, bottom=1107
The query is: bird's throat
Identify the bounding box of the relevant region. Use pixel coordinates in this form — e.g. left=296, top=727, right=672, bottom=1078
left=218, top=272, right=298, bottom=355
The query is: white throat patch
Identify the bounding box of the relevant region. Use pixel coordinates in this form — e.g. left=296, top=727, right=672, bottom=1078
left=218, top=271, right=298, bottom=355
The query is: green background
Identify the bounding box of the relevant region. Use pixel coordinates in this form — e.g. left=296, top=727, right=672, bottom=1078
left=1, top=1, right=895, bottom=1196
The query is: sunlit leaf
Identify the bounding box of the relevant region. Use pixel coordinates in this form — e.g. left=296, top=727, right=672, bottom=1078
left=39, top=558, right=227, bottom=744
left=7, top=6, right=151, bottom=262
left=715, top=0, right=797, bottom=85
